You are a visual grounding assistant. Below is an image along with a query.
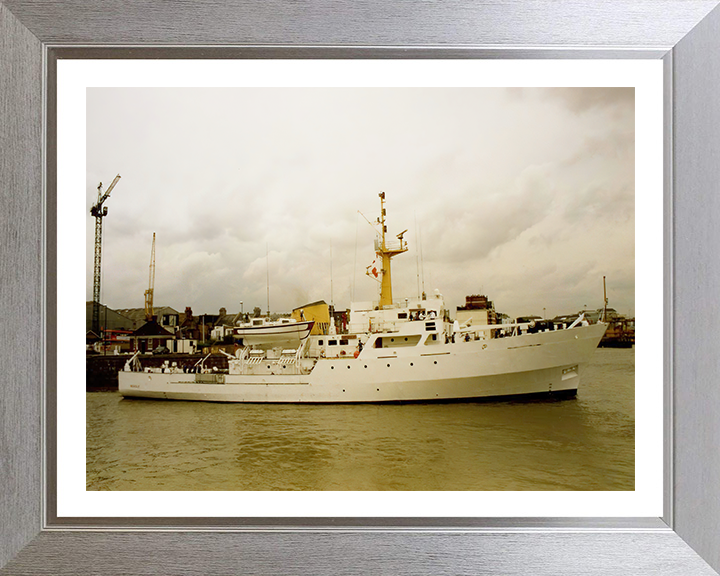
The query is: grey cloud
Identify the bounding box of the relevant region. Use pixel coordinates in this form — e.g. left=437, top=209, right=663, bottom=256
left=540, top=87, right=635, bottom=114
left=88, top=86, right=635, bottom=317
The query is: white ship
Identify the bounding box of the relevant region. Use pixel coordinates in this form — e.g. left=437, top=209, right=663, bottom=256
left=119, top=193, right=607, bottom=403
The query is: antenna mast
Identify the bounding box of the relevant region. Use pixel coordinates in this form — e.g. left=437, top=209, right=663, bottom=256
left=90, top=174, right=121, bottom=336
left=330, top=240, right=334, bottom=307
left=602, top=276, right=608, bottom=322
left=144, top=233, right=156, bottom=322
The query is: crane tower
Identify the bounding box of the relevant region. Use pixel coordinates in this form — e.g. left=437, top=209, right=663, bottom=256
left=90, top=174, right=121, bottom=336
left=145, top=233, right=156, bottom=322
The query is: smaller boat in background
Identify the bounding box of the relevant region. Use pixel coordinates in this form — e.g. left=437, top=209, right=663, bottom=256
left=233, top=318, right=314, bottom=348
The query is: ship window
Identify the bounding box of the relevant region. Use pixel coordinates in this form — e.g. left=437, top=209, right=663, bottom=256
left=377, top=334, right=421, bottom=348
left=340, top=339, right=348, bottom=345
left=318, top=339, right=324, bottom=345
left=329, top=339, right=338, bottom=346
left=398, top=312, right=408, bottom=319
left=424, top=334, right=440, bottom=345
left=425, top=322, right=436, bottom=331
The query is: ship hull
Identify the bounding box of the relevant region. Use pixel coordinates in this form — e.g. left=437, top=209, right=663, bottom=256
left=119, top=323, right=606, bottom=403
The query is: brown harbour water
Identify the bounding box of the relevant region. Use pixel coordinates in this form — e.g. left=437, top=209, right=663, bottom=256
left=86, top=348, right=634, bottom=491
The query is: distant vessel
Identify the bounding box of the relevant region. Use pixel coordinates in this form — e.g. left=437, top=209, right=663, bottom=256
left=597, top=277, right=634, bottom=348
left=119, top=193, right=606, bottom=403
left=598, top=313, right=634, bottom=348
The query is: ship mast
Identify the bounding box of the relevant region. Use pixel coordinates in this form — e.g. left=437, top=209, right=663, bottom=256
left=376, top=192, right=408, bottom=308
left=602, top=275, right=608, bottom=322
left=144, top=232, right=156, bottom=322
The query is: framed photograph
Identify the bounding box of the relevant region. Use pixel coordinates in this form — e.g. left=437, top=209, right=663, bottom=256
left=68, top=65, right=654, bottom=516
left=2, top=1, right=720, bottom=574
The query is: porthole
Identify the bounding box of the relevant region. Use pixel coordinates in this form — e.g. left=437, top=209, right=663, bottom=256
left=331, top=366, right=335, bottom=370
left=434, top=361, right=438, bottom=365
left=410, top=362, right=414, bottom=366
left=387, top=364, right=391, bottom=367
left=364, top=365, right=368, bottom=368
left=347, top=366, right=351, bottom=369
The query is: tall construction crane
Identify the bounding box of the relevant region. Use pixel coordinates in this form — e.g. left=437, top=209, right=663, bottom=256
left=90, top=174, right=121, bottom=336
left=144, top=232, right=156, bottom=322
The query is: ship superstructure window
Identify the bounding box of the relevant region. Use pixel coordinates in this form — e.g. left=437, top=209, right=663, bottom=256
left=374, top=335, right=421, bottom=348
left=398, top=312, right=407, bottom=319
left=425, top=322, right=436, bottom=331
left=329, top=340, right=338, bottom=346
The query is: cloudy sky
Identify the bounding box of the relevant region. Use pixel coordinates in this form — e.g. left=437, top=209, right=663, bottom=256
left=86, top=87, right=634, bottom=319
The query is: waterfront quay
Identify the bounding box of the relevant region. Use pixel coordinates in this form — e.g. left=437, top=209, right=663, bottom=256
left=86, top=353, right=228, bottom=391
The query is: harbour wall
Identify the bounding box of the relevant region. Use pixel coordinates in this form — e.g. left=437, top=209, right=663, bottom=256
left=86, top=353, right=229, bottom=391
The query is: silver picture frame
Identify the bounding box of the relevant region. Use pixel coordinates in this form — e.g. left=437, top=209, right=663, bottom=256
left=2, top=1, right=720, bottom=573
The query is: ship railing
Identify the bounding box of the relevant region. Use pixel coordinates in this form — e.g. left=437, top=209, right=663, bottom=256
left=374, top=238, right=407, bottom=253
left=457, top=318, right=590, bottom=339
left=247, top=351, right=265, bottom=365
left=269, top=349, right=294, bottom=364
